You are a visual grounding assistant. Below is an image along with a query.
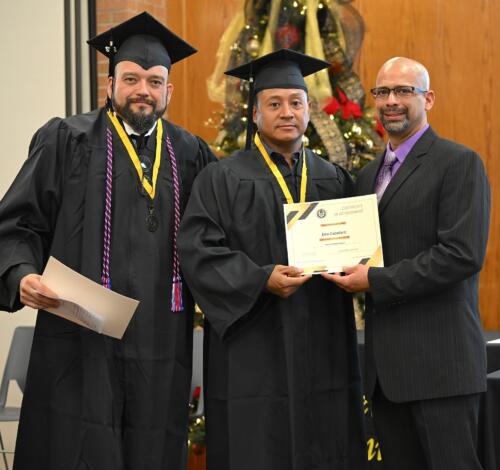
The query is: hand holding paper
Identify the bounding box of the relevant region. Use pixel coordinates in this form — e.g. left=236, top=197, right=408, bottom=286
left=321, top=263, right=371, bottom=293
left=20, top=274, right=60, bottom=310
left=40, top=257, right=139, bottom=339
left=265, top=265, right=312, bottom=298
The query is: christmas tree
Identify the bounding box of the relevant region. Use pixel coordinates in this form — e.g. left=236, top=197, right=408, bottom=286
left=206, top=0, right=384, bottom=176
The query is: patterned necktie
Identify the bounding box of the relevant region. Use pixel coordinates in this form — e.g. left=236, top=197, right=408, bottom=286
left=375, top=150, right=397, bottom=202
left=130, top=134, right=152, bottom=184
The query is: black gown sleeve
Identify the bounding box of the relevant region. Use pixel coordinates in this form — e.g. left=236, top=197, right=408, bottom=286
left=337, top=163, right=355, bottom=197
left=0, top=118, right=76, bottom=311
left=178, top=162, right=273, bottom=340
left=194, top=136, right=218, bottom=170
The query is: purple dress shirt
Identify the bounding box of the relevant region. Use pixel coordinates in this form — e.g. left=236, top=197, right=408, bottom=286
left=385, top=124, right=430, bottom=177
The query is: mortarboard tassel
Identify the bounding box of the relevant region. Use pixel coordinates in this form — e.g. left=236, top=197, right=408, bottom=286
left=106, top=39, right=117, bottom=77
left=245, top=75, right=255, bottom=151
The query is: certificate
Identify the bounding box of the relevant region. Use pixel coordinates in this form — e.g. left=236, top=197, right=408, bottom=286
left=284, top=194, right=384, bottom=274
left=41, top=257, right=140, bottom=339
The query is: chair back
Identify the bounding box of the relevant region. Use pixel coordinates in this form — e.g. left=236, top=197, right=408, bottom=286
left=0, top=326, right=35, bottom=408
left=190, top=328, right=204, bottom=417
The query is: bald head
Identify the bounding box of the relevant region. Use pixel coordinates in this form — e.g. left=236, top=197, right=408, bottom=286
left=374, top=57, right=435, bottom=147
left=376, top=57, right=430, bottom=89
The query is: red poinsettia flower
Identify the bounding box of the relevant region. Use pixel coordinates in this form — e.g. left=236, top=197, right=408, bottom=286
left=275, top=24, right=301, bottom=49
left=337, top=88, right=363, bottom=119
left=342, top=101, right=363, bottom=119
left=323, top=88, right=363, bottom=120
left=322, top=96, right=341, bottom=115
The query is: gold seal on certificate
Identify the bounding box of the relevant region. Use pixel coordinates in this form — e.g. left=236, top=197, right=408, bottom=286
left=284, top=194, right=384, bottom=274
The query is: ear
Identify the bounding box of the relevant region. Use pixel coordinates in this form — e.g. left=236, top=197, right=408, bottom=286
left=106, top=76, right=114, bottom=100
left=424, top=89, right=435, bottom=112
left=166, top=82, right=174, bottom=105
left=252, top=101, right=259, bottom=124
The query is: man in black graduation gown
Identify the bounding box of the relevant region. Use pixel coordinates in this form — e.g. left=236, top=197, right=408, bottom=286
left=0, top=12, right=215, bottom=470
left=178, top=49, right=366, bottom=470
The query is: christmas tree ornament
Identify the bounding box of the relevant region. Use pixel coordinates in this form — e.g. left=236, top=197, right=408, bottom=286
left=275, top=23, right=301, bottom=48
left=237, top=131, right=247, bottom=149
left=245, top=37, right=261, bottom=57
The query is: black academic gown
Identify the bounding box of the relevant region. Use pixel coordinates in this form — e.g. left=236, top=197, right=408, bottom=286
left=0, top=108, right=215, bottom=470
left=178, top=148, right=366, bottom=470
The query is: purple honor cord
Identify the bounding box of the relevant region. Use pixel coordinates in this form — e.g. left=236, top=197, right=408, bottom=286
left=101, top=119, right=184, bottom=312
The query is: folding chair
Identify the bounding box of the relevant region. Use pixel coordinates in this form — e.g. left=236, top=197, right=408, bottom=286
left=0, top=326, right=35, bottom=470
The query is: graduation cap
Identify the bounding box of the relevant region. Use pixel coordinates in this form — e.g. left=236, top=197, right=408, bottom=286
left=225, top=49, right=330, bottom=149
left=88, top=11, right=197, bottom=76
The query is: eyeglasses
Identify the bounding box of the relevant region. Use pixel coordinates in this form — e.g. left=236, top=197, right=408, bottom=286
left=370, top=86, right=428, bottom=100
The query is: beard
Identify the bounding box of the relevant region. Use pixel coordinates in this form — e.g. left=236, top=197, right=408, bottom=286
left=112, top=95, right=167, bottom=135
left=379, top=106, right=410, bottom=135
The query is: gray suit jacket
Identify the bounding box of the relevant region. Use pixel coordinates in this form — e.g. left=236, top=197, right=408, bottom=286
left=356, top=127, right=490, bottom=402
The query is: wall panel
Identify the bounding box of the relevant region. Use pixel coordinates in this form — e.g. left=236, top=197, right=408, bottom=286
left=166, top=0, right=500, bottom=329
left=166, top=0, right=239, bottom=142
left=353, top=0, right=500, bottom=330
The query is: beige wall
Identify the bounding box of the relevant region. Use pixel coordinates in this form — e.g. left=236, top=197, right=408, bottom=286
left=0, top=1, right=66, bottom=464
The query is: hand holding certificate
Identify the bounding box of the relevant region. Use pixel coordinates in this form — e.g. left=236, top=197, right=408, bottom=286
left=40, top=257, right=139, bottom=339
left=284, top=194, right=384, bottom=274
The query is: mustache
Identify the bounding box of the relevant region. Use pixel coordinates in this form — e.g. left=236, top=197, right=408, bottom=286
left=380, top=106, right=407, bottom=114
left=127, top=97, right=156, bottom=106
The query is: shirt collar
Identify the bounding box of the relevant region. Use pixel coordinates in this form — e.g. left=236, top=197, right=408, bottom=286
left=258, top=134, right=303, bottom=163
left=119, top=114, right=158, bottom=138
left=387, top=123, right=429, bottom=163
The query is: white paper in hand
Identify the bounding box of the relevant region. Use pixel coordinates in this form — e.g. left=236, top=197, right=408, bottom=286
left=41, top=257, right=139, bottom=339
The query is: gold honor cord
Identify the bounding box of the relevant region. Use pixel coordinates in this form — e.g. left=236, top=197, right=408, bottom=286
left=254, top=133, right=307, bottom=204
left=107, top=110, right=162, bottom=199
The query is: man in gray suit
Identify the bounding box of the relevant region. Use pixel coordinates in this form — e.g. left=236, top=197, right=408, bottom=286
left=323, top=57, right=490, bottom=470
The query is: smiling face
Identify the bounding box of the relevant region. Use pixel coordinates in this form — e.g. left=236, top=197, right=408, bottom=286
left=253, top=88, right=310, bottom=152
left=375, top=58, right=435, bottom=144
left=107, top=60, right=174, bottom=134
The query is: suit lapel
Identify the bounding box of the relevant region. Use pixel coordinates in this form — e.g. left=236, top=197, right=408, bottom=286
left=378, top=127, right=438, bottom=215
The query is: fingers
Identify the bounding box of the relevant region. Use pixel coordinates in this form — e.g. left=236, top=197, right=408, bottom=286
left=321, top=272, right=352, bottom=292
left=266, top=265, right=313, bottom=298
left=285, top=274, right=312, bottom=286
left=281, top=274, right=312, bottom=298
left=321, top=272, right=344, bottom=283
left=20, top=274, right=60, bottom=310
left=342, top=265, right=357, bottom=275
left=275, top=272, right=312, bottom=298
left=277, top=265, right=304, bottom=277
left=320, top=264, right=369, bottom=293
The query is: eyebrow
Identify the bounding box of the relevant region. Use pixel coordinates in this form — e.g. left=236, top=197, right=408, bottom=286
left=121, top=72, right=165, bottom=81
left=264, top=92, right=305, bottom=101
